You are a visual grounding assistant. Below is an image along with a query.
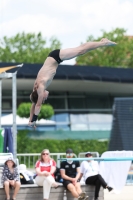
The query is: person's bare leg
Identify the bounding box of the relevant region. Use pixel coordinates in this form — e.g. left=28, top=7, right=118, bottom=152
left=60, top=38, right=117, bottom=61
left=75, top=182, right=82, bottom=195
left=67, top=183, right=79, bottom=198
left=12, top=181, right=21, bottom=199
left=4, top=181, right=10, bottom=200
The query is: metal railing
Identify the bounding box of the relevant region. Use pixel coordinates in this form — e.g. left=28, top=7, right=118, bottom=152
left=17, top=153, right=77, bottom=169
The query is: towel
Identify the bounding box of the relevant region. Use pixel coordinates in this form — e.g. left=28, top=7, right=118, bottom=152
left=99, top=151, right=133, bottom=193
left=3, top=128, right=13, bottom=154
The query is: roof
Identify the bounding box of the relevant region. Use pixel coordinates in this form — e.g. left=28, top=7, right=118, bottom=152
left=0, top=62, right=133, bottom=83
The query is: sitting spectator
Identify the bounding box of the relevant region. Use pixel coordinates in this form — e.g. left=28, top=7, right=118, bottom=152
left=80, top=152, right=113, bottom=200
left=1, top=157, right=21, bottom=200
left=60, top=148, right=88, bottom=200
left=35, top=149, right=58, bottom=200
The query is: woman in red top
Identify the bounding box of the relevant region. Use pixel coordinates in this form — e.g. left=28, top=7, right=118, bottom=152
left=35, top=149, right=58, bottom=200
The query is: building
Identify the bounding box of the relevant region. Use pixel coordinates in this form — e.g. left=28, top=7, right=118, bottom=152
left=0, top=63, right=133, bottom=139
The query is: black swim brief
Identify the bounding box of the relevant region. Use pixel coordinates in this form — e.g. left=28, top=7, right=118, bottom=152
left=48, top=49, right=63, bottom=64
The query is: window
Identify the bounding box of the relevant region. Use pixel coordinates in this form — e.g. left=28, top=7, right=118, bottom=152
left=68, top=97, right=86, bottom=109
left=46, top=98, right=65, bottom=109
left=2, top=101, right=11, bottom=110
left=54, top=113, right=69, bottom=123
left=70, top=114, right=89, bottom=130
left=86, top=94, right=112, bottom=109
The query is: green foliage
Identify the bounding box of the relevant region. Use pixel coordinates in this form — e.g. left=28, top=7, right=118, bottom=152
left=17, top=130, right=108, bottom=155
left=38, top=104, right=54, bottom=120
left=17, top=102, right=54, bottom=120
left=0, top=32, right=61, bottom=63
left=17, top=103, right=31, bottom=118
left=0, top=28, right=132, bottom=68
left=76, top=28, right=133, bottom=68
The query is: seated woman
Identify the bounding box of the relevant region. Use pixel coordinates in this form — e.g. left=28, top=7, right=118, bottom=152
left=35, top=149, right=58, bottom=200
left=1, top=157, right=21, bottom=200
left=80, top=152, right=113, bottom=200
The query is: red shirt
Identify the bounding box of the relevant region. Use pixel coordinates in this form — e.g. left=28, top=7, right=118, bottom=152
left=35, top=159, right=56, bottom=177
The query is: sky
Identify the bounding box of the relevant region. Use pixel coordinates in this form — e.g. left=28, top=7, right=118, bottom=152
left=0, top=0, right=133, bottom=64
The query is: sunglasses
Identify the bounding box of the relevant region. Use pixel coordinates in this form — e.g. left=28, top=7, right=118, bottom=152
left=42, top=153, right=49, bottom=155
left=66, top=153, right=73, bottom=157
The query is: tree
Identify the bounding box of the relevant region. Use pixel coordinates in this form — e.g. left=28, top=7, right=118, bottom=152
left=17, top=102, right=54, bottom=120
left=0, top=32, right=61, bottom=63
left=76, top=28, right=133, bottom=68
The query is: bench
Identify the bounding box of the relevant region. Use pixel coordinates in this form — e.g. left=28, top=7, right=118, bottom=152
left=0, top=184, right=104, bottom=200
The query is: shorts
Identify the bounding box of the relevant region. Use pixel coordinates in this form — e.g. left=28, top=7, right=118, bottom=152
left=48, top=49, right=63, bottom=64
left=63, top=179, right=80, bottom=189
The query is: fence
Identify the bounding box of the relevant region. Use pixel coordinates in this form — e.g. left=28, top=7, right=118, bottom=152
left=17, top=153, right=77, bottom=169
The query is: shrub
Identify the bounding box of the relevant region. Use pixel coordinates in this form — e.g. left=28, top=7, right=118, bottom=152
left=17, top=130, right=109, bottom=155
left=17, top=103, right=54, bottom=119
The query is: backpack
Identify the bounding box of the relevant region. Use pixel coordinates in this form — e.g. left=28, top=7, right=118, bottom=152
left=20, top=173, right=34, bottom=184
left=54, top=167, right=63, bottom=183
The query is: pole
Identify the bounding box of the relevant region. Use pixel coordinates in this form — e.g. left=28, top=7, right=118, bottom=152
left=59, top=157, right=133, bottom=161
left=0, top=69, right=20, bottom=157
left=12, top=72, right=17, bottom=158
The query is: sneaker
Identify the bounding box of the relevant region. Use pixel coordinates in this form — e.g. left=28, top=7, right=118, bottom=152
left=78, top=192, right=86, bottom=200
left=107, top=186, right=113, bottom=192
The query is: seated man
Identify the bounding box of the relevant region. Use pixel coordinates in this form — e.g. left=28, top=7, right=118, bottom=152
left=80, top=152, right=113, bottom=200
left=60, top=148, right=88, bottom=200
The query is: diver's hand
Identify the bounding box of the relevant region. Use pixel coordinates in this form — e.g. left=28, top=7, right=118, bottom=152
left=28, top=121, right=36, bottom=129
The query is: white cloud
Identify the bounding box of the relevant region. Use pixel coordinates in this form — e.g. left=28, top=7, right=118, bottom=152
left=0, top=0, right=11, bottom=11
left=0, top=0, right=133, bottom=64
left=80, top=0, right=133, bottom=35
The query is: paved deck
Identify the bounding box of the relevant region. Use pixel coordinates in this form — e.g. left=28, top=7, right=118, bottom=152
left=104, top=185, right=133, bottom=200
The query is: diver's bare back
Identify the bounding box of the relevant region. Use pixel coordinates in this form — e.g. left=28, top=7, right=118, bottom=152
left=33, top=57, right=59, bottom=90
